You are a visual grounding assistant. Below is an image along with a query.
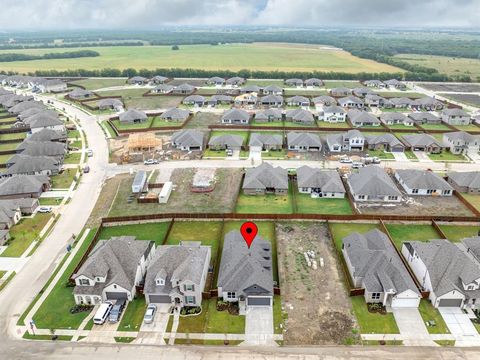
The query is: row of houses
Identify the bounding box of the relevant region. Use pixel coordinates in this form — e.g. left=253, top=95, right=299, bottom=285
left=73, top=230, right=274, bottom=313
left=117, top=108, right=191, bottom=124
left=0, top=75, right=67, bottom=93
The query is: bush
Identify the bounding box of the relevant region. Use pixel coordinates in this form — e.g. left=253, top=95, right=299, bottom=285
left=69, top=304, right=93, bottom=314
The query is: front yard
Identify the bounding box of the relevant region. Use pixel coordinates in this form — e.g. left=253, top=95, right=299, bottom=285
left=51, top=169, right=77, bottom=188
left=428, top=152, right=467, bottom=162
left=350, top=296, right=399, bottom=334
left=418, top=299, right=450, bottom=334
left=63, top=152, right=82, bottom=164
left=367, top=149, right=395, bottom=160
left=117, top=296, right=147, bottom=332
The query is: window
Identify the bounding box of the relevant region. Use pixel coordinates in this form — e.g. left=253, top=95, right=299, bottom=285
left=468, top=285, right=475, bottom=290
left=156, top=279, right=165, bottom=286
left=184, top=284, right=195, bottom=292
left=227, top=292, right=236, bottom=299
left=427, top=189, right=434, bottom=194
left=388, top=196, right=397, bottom=201
left=113, top=285, right=117, bottom=289
left=412, top=189, right=419, bottom=194
left=358, top=195, right=366, bottom=200
left=79, top=279, right=89, bottom=286
left=371, top=293, right=381, bottom=300
left=185, top=296, right=195, bottom=304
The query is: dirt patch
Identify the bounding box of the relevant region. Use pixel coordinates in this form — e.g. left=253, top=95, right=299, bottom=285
left=107, top=168, right=242, bottom=216
left=276, top=222, right=356, bottom=345
left=185, top=112, right=222, bottom=128
left=358, top=195, right=474, bottom=216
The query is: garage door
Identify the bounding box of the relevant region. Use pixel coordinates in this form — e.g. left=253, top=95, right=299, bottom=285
left=391, top=297, right=420, bottom=308
left=247, top=297, right=271, bottom=306
left=148, top=295, right=171, bottom=303
left=105, top=292, right=128, bottom=300
left=438, top=298, right=463, bottom=307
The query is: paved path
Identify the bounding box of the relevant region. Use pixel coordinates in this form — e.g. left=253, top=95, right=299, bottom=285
left=244, top=306, right=276, bottom=346
left=439, top=307, right=480, bottom=346
left=392, top=308, right=437, bottom=346
left=0, top=257, right=29, bottom=272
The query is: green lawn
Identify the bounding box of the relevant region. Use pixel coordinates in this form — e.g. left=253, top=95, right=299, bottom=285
left=117, top=296, right=147, bottom=332
left=385, top=224, right=441, bottom=250
left=419, top=123, right=451, bottom=131
left=368, top=149, right=395, bottom=160
left=151, top=116, right=183, bottom=128
left=0, top=153, right=12, bottom=164
left=317, top=121, right=351, bottom=128
left=51, top=169, right=77, bottom=188
left=0, top=272, right=15, bottom=291
left=439, top=224, right=480, bottom=242
left=386, top=124, right=415, bottom=130
left=462, top=194, right=480, bottom=213
left=350, top=296, right=399, bottom=334
left=69, top=140, right=82, bottom=148
left=177, top=299, right=245, bottom=334
left=111, top=117, right=153, bottom=130
left=114, top=337, right=136, bottom=343
left=203, top=149, right=228, bottom=158
left=236, top=190, right=293, bottom=214
left=22, top=332, right=72, bottom=341
left=0, top=214, right=52, bottom=257
left=0, top=271, right=5, bottom=278
left=418, top=299, right=450, bottom=334
left=0, top=132, right=26, bottom=141
left=329, top=222, right=380, bottom=252
left=428, top=152, right=467, bottom=162
left=273, top=295, right=286, bottom=334
left=63, top=152, right=82, bottom=164
left=98, top=222, right=170, bottom=246
left=251, top=120, right=285, bottom=127
left=245, top=79, right=284, bottom=87
left=0, top=44, right=402, bottom=73
left=67, top=130, right=80, bottom=139
left=39, top=198, right=64, bottom=206
left=404, top=150, right=419, bottom=160
left=324, top=80, right=362, bottom=88
left=210, top=130, right=249, bottom=143
left=295, top=192, right=353, bottom=215
left=70, top=78, right=127, bottom=90
left=102, top=120, right=117, bottom=138
left=0, top=141, right=20, bottom=151
left=452, top=124, right=480, bottom=132
left=32, top=229, right=98, bottom=329
left=165, top=221, right=222, bottom=267
left=261, top=149, right=288, bottom=159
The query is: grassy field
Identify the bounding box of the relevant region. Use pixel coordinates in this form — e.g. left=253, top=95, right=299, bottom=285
left=235, top=191, right=294, bottom=214
left=394, top=54, right=480, bottom=80
left=295, top=191, right=353, bottom=215
left=70, top=78, right=127, bottom=90
left=439, top=224, right=480, bottom=242
left=461, top=194, right=480, bottom=213
left=0, top=43, right=403, bottom=73
left=98, top=222, right=170, bottom=246
left=428, top=152, right=466, bottom=162
left=385, top=224, right=441, bottom=249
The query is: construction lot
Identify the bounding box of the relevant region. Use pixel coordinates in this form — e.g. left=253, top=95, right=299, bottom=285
left=276, top=222, right=355, bottom=345
left=108, top=168, right=243, bottom=216
left=357, top=195, right=474, bottom=217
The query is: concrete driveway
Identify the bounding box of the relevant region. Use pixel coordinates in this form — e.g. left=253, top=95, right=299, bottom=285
left=413, top=151, right=433, bottom=162
left=135, top=304, right=171, bottom=345
left=392, top=152, right=408, bottom=161
left=439, top=307, right=479, bottom=336
left=392, top=308, right=436, bottom=346
left=244, top=306, right=275, bottom=346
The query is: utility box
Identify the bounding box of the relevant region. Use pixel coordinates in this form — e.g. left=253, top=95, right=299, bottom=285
left=159, top=182, right=173, bottom=203
left=131, top=170, right=147, bottom=194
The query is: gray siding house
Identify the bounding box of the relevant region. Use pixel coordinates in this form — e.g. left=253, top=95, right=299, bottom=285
left=447, top=171, right=480, bottom=194
left=171, top=129, right=204, bottom=151
left=347, top=165, right=402, bottom=202
left=242, top=163, right=288, bottom=195
left=249, top=133, right=283, bottom=151
left=221, top=109, right=250, bottom=125
left=119, top=109, right=147, bottom=124
left=287, top=132, right=322, bottom=152
left=297, top=166, right=345, bottom=198
left=441, top=109, right=470, bottom=126
left=443, top=132, right=480, bottom=155
left=395, top=169, right=453, bottom=196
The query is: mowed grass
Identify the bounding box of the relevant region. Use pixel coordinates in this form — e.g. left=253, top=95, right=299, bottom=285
left=418, top=299, right=450, bottom=334
left=329, top=222, right=380, bottom=252
left=438, top=224, right=480, bottom=242
left=0, top=43, right=402, bottom=73
left=428, top=152, right=467, bottom=162
left=235, top=191, right=293, bottom=214
left=117, top=296, right=147, bottom=332
left=350, top=296, right=399, bottom=334
left=385, top=224, right=441, bottom=249
left=462, top=194, right=480, bottom=213
left=98, top=222, right=170, bottom=246
left=295, top=191, right=353, bottom=215
left=69, top=78, right=127, bottom=90
left=394, top=54, right=480, bottom=80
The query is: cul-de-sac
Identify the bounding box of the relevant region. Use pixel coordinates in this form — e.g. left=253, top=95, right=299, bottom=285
left=0, top=3, right=480, bottom=360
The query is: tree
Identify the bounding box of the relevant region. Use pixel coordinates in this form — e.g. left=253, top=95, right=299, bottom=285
left=171, top=45, right=180, bottom=51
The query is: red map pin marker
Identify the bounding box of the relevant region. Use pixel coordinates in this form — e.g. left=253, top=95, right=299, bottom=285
left=240, top=221, right=258, bottom=249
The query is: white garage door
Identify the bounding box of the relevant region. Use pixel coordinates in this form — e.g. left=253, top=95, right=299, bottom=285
left=391, top=297, right=420, bottom=308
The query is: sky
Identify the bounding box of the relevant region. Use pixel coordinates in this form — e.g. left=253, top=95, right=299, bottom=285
left=0, top=0, right=478, bottom=30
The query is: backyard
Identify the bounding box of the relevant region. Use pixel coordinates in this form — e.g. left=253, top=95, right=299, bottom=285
left=385, top=223, right=442, bottom=249
left=98, top=222, right=171, bottom=245
left=294, top=191, right=353, bottom=215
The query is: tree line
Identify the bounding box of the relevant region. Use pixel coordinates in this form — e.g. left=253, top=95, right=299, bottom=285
left=0, top=50, right=100, bottom=62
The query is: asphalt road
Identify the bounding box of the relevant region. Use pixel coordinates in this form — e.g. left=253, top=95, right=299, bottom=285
left=1, top=94, right=480, bottom=359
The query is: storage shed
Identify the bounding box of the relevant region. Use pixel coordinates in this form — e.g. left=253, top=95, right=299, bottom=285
left=132, top=171, right=147, bottom=194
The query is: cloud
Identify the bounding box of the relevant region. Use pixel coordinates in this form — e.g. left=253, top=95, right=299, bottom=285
left=0, top=0, right=477, bottom=29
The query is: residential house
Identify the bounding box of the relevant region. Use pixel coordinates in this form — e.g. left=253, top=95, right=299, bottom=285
left=152, top=84, right=175, bottom=94
left=380, top=113, right=414, bottom=127
left=249, top=133, right=283, bottom=151
left=364, top=80, right=386, bottom=89
left=97, top=99, right=123, bottom=111
left=286, top=96, right=310, bottom=107
left=411, top=97, right=444, bottom=111
left=171, top=129, right=204, bottom=151
left=259, top=95, right=283, bottom=107
left=364, top=94, right=388, bottom=108
left=234, top=93, right=257, bottom=106
left=285, top=78, right=304, bottom=87
left=127, top=76, right=148, bottom=85
left=384, top=79, right=406, bottom=89
left=312, top=95, right=336, bottom=107
left=326, top=129, right=365, bottom=152
left=348, top=110, right=380, bottom=127
left=35, top=79, right=67, bottom=93
left=287, top=132, right=322, bottom=152
left=297, top=166, right=345, bottom=198
left=160, top=108, right=190, bottom=122
left=402, top=134, right=443, bottom=153
left=352, top=87, right=373, bottom=98
left=150, top=75, right=169, bottom=84
left=226, top=77, right=245, bottom=87
left=343, top=229, right=421, bottom=308
left=144, top=242, right=211, bottom=308
left=18, top=107, right=53, bottom=121
left=206, top=76, right=225, bottom=86
left=305, top=78, right=323, bottom=87
left=23, top=113, right=65, bottom=134
left=408, top=112, right=441, bottom=125
left=0, top=175, right=50, bottom=199
left=338, top=96, right=364, bottom=109
left=395, top=169, right=453, bottom=196
left=242, top=163, right=288, bottom=195
left=447, top=171, right=480, bottom=194
left=68, top=88, right=93, bottom=100
left=182, top=95, right=205, bottom=107
left=9, top=100, right=45, bottom=115
left=0, top=230, right=10, bottom=246
left=443, top=131, right=480, bottom=155
left=0, top=200, right=22, bottom=229
left=285, top=109, right=314, bottom=125
left=208, top=95, right=233, bottom=106
left=254, top=109, right=283, bottom=123
left=365, top=133, right=405, bottom=152
left=4, top=155, right=60, bottom=176
left=28, top=129, right=67, bottom=143
left=262, top=85, right=283, bottom=95
left=390, top=97, right=414, bottom=108
left=402, top=238, right=480, bottom=309
left=322, top=105, right=346, bottom=123
left=119, top=109, right=148, bottom=124
left=441, top=108, right=471, bottom=126
left=330, top=87, right=351, bottom=97
left=208, top=134, right=244, bottom=151
left=72, top=236, right=155, bottom=305
left=347, top=165, right=402, bottom=202
left=241, top=85, right=261, bottom=94
left=16, top=140, right=67, bottom=160
left=172, top=83, right=195, bottom=95
left=221, top=108, right=250, bottom=125
left=218, top=230, right=274, bottom=311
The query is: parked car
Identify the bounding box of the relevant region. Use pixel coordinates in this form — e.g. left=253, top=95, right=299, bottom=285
left=351, top=162, right=365, bottom=169
left=108, top=300, right=126, bottom=323
left=144, top=159, right=159, bottom=165
left=143, top=304, right=157, bottom=324
left=83, top=165, right=90, bottom=173
left=38, top=206, right=52, bottom=213
left=226, top=149, right=234, bottom=157
left=93, top=301, right=113, bottom=325
left=340, top=157, right=352, bottom=163
left=86, top=149, right=93, bottom=157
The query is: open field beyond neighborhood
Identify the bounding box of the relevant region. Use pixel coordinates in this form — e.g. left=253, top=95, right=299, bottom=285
left=0, top=43, right=403, bottom=73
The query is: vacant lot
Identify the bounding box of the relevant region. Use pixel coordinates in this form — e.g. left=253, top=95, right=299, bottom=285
left=276, top=222, right=355, bottom=345
left=70, top=78, right=127, bottom=90
left=357, top=195, right=473, bottom=217
left=96, top=88, right=184, bottom=110
left=185, top=112, right=222, bottom=129
left=108, top=168, right=242, bottom=216
left=442, top=94, right=480, bottom=108
left=395, top=54, right=480, bottom=80
left=0, top=43, right=402, bottom=73
left=421, top=83, right=480, bottom=93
